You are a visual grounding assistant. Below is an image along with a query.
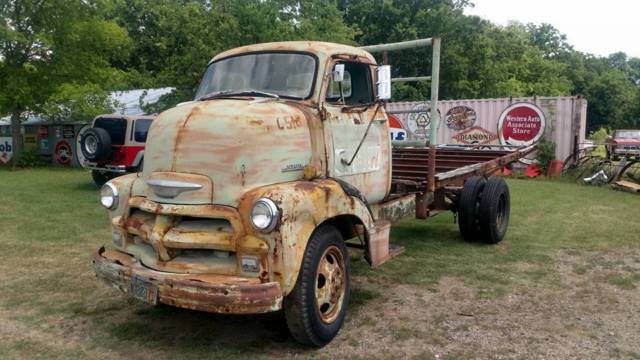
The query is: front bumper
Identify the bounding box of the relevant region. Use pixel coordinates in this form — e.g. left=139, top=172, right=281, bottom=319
left=92, top=247, right=282, bottom=314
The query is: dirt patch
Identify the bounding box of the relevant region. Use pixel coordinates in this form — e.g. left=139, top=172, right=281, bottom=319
left=2, top=250, right=639, bottom=359
left=316, top=250, right=640, bottom=359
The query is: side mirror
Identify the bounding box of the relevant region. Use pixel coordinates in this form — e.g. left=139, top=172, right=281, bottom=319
left=377, top=65, right=391, bottom=100
left=333, top=64, right=345, bottom=82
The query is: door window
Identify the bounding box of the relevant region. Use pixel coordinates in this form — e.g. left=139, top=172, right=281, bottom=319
left=326, top=62, right=373, bottom=105
left=134, top=118, right=153, bottom=142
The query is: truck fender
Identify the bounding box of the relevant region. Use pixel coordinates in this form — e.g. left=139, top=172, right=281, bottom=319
left=106, top=173, right=137, bottom=218
left=238, top=179, right=375, bottom=295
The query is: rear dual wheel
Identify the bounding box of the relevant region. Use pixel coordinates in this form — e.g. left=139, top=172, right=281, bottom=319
left=458, top=176, right=510, bottom=244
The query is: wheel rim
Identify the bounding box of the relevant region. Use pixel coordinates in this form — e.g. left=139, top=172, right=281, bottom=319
left=315, top=245, right=346, bottom=324
left=84, top=135, right=98, bottom=155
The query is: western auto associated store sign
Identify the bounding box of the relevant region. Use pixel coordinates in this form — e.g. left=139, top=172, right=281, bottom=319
left=498, top=103, right=546, bottom=147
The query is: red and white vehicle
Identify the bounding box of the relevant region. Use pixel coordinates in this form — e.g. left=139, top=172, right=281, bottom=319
left=80, top=114, right=155, bottom=186
left=606, top=129, right=640, bottom=161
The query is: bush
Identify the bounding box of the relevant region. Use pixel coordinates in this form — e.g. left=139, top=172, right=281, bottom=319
left=536, top=138, right=556, bottom=173
left=19, top=149, right=47, bottom=168
left=588, top=127, right=610, bottom=143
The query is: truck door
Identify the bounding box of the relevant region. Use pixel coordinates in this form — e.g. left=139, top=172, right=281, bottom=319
left=323, top=60, right=391, bottom=203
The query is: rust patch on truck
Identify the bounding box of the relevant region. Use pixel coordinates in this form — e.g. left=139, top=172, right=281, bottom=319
left=92, top=40, right=532, bottom=347
left=93, top=247, right=282, bottom=314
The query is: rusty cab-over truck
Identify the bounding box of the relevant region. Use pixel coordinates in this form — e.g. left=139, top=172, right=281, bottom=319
left=92, top=40, right=534, bottom=346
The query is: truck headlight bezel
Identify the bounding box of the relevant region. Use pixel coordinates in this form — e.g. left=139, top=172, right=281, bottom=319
left=250, top=198, right=279, bottom=232
left=100, top=182, right=119, bottom=210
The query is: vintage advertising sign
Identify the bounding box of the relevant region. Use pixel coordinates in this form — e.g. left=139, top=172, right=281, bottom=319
left=0, top=137, right=13, bottom=164
left=498, top=103, right=546, bottom=146
left=38, top=125, right=49, bottom=139
left=24, top=134, right=38, bottom=151
left=388, top=114, right=407, bottom=141
left=445, top=105, right=476, bottom=130
left=63, top=125, right=75, bottom=139
left=452, top=126, right=498, bottom=145
left=54, top=140, right=73, bottom=165
left=405, top=104, right=431, bottom=139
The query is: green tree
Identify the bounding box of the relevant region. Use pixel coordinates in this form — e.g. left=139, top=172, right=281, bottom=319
left=0, top=0, right=129, bottom=167
left=584, top=70, right=637, bottom=131
left=39, top=84, right=117, bottom=123
left=112, top=0, right=357, bottom=111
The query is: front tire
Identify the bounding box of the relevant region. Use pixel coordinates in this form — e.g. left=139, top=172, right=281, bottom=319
left=284, top=225, right=349, bottom=347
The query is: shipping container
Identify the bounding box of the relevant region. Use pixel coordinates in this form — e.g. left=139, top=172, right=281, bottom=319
left=387, top=96, right=587, bottom=162
left=0, top=123, right=90, bottom=167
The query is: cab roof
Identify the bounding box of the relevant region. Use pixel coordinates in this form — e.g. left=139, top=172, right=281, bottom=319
left=211, top=41, right=375, bottom=63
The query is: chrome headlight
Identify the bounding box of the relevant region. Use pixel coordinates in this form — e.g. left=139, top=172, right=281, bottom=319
left=100, top=182, right=118, bottom=210
left=250, top=198, right=279, bottom=232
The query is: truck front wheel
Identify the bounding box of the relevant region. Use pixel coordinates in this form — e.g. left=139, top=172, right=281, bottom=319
left=284, top=225, right=350, bottom=347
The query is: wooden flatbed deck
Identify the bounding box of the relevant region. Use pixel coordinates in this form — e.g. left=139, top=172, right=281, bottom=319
left=391, top=144, right=537, bottom=192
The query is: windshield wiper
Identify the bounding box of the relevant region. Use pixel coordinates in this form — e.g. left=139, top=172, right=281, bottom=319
left=225, top=90, right=280, bottom=99
left=197, top=90, right=235, bottom=101
left=197, top=90, right=280, bottom=101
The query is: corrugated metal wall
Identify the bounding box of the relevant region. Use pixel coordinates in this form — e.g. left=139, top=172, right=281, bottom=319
left=387, top=96, right=587, bottom=161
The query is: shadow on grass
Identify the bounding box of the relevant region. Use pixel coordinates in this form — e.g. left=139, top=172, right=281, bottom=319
left=74, top=181, right=99, bottom=193
left=94, top=282, right=378, bottom=357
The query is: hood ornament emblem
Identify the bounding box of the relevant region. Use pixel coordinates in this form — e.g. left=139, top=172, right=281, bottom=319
left=146, top=179, right=203, bottom=198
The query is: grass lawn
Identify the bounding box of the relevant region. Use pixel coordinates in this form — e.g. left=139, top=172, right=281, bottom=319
left=1, top=168, right=639, bottom=359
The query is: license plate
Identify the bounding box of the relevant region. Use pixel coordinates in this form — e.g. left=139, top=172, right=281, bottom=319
left=128, top=275, right=158, bottom=305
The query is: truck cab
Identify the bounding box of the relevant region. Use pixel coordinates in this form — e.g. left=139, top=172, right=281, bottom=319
left=93, top=41, right=391, bottom=346
left=606, top=129, right=640, bottom=161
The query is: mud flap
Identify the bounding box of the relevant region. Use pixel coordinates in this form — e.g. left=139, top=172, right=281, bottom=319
left=368, top=220, right=404, bottom=267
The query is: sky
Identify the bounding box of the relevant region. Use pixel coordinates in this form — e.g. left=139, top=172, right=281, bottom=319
left=464, top=0, right=640, bottom=58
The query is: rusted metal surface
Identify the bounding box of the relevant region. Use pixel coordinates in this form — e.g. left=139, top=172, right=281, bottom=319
left=373, top=193, right=416, bottom=222
left=435, top=145, right=536, bottom=187
left=390, top=145, right=535, bottom=189
left=93, top=40, right=534, bottom=325
left=368, top=220, right=391, bottom=267
left=236, top=179, right=374, bottom=293
left=93, top=247, right=282, bottom=314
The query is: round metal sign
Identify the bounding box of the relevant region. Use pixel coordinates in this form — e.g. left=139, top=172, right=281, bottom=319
left=445, top=105, right=476, bottom=130
left=498, top=102, right=546, bottom=147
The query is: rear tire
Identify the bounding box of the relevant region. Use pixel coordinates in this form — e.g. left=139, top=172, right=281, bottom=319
left=478, top=177, right=510, bottom=244
left=81, top=128, right=112, bottom=161
left=91, top=170, right=113, bottom=187
left=458, top=176, right=486, bottom=242
left=284, top=225, right=349, bottom=347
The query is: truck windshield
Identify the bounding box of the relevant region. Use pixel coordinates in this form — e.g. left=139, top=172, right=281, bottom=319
left=616, top=130, right=640, bottom=139
left=195, top=52, right=316, bottom=100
